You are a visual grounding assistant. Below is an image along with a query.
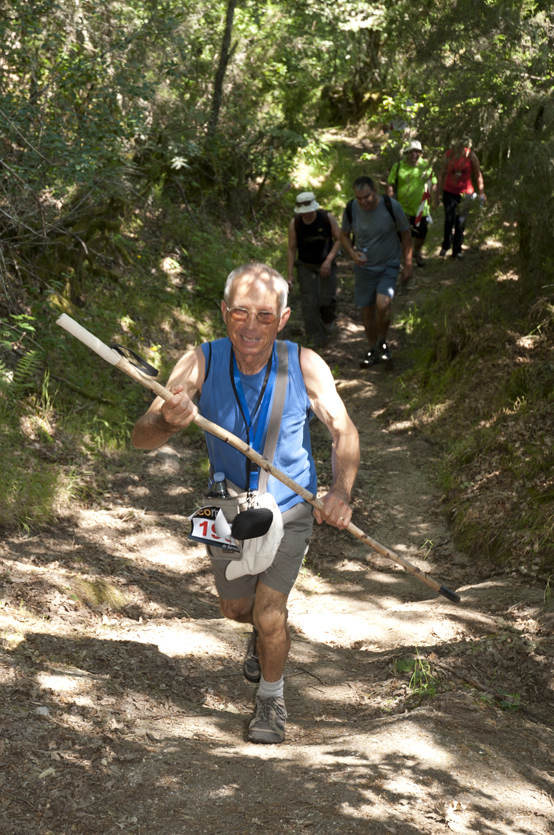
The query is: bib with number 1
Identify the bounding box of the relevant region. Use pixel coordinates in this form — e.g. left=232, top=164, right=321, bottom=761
left=188, top=506, right=240, bottom=553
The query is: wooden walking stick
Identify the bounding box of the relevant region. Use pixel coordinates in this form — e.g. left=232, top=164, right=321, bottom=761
left=56, top=314, right=461, bottom=604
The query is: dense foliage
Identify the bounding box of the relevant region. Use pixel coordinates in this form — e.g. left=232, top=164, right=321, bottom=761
left=0, top=0, right=388, bottom=308
left=379, top=0, right=554, bottom=264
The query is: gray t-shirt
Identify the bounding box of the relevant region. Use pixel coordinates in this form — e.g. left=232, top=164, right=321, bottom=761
left=341, top=196, right=409, bottom=275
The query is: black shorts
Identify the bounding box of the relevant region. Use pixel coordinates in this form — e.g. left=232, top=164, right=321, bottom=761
left=408, top=214, right=428, bottom=241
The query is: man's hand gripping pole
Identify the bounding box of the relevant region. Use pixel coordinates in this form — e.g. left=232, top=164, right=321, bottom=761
left=56, top=314, right=461, bottom=604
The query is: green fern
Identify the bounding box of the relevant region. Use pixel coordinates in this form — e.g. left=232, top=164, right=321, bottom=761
left=9, top=349, right=43, bottom=402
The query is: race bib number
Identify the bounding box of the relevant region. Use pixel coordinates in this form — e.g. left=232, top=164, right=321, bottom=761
left=188, top=506, right=240, bottom=553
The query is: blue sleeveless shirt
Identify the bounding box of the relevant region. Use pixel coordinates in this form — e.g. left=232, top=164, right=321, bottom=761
left=199, top=338, right=317, bottom=512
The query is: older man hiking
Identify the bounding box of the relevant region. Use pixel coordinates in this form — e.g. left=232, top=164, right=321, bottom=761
left=132, top=263, right=359, bottom=744
left=340, top=176, right=412, bottom=369
left=287, top=190, right=341, bottom=347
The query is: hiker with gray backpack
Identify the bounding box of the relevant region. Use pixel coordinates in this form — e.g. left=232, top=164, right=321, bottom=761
left=340, top=176, right=412, bottom=369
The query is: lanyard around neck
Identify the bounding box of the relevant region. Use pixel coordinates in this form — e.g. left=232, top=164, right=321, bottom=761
left=231, top=344, right=278, bottom=490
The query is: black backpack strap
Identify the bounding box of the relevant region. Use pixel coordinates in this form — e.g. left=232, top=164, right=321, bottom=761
left=383, top=194, right=397, bottom=226
left=346, top=199, right=354, bottom=225
left=109, top=345, right=158, bottom=377
left=345, top=200, right=355, bottom=244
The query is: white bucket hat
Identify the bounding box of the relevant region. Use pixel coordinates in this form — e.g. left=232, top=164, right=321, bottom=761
left=405, top=140, right=423, bottom=153
left=294, top=191, right=319, bottom=214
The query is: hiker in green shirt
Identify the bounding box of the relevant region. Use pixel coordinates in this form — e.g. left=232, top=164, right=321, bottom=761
left=386, top=140, right=437, bottom=273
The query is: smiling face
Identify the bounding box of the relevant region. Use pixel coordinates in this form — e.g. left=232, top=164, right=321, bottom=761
left=221, top=272, right=291, bottom=374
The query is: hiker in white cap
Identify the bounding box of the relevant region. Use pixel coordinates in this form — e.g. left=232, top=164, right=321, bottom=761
left=287, top=190, right=341, bottom=346
left=386, top=140, right=437, bottom=274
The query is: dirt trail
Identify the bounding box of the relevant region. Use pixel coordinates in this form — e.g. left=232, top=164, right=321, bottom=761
left=1, top=250, right=554, bottom=835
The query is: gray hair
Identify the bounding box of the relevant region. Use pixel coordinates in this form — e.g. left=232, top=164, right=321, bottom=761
left=223, top=263, right=289, bottom=313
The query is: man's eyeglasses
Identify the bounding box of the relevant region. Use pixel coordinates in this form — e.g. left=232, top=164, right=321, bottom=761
left=409, top=150, right=422, bottom=155
left=227, top=307, right=279, bottom=325
left=296, top=200, right=313, bottom=207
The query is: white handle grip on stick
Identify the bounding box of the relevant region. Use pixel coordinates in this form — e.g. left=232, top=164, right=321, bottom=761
left=56, top=314, right=461, bottom=603
left=57, top=314, right=122, bottom=366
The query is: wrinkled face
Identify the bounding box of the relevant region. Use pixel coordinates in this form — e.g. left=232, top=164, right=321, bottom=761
left=354, top=185, right=379, bottom=211
left=221, top=275, right=290, bottom=367
left=407, top=148, right=422, bottom=165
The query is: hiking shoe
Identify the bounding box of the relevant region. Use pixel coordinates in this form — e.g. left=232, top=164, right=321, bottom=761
left=360, top=348, right=380, bottom=369
left=378, top=341, right=392, bottom=362
left=453, top=252, right=463, bottom=260
left=243, top=627, right=261, bottom=683
left=415, top=252, right=426, bottom=267
left=248, top=696, right=287, bottom=744
left=439, top=248, right=447, bottom=257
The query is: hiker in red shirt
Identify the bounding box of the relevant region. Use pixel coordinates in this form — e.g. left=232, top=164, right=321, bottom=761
left=436, top=138, right=486, bottom=260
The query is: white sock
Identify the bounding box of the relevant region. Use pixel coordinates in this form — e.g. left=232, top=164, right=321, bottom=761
left=257, top=675, right=284, bottom=700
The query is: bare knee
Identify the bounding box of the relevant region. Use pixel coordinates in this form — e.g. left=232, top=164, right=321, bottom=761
left=218, top=595, right=253, bottom=623
left=254, top=606, right=288, bottom=638
left=253, top=586, right=289, bottom=637
left=376, top=296, right=391, bottom=317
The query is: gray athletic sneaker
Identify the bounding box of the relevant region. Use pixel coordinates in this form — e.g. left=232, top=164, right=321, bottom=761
left=248, top=696, right=287, bottom=744
left=243, top=627, right=261, bottom=683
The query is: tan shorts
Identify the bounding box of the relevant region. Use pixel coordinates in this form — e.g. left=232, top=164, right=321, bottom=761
left=209, top=502, right=314, bottom=599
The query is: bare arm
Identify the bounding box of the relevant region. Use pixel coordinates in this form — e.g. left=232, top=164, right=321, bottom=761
left=287, top=218, right=297, bottom=285
left=400, top=228, right=413, bottom=282
left=131, top=345, right=205, bottom=450
left=386, top=161, right=399, bottom=198
left=320, top=213, right=342, bottom=278
left=300, top=347, right=359, bottom=529
left=470, top=151, right=485, bottom=199
left=340, top=229, right=367, bottom=267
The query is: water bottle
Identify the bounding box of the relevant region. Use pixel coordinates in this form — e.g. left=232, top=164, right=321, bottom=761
left=207, top=472, right=230, bottom=498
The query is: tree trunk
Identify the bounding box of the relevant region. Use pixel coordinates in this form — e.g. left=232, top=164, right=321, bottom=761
left=206, top=0, right=237, bottom=141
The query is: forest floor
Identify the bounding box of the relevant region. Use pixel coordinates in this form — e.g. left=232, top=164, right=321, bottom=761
left=1, top=206, right=554, bottom=835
